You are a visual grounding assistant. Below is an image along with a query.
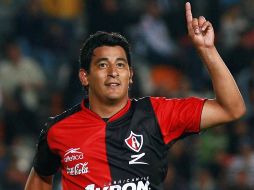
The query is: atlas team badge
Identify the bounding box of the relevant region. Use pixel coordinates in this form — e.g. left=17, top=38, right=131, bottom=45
left=125, top=131, right=143, bottom=152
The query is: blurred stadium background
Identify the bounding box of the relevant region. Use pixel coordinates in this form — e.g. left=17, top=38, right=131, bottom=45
left=0, top=0, right=254, bottom=189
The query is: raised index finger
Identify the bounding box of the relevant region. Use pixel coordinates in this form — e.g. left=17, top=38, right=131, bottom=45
left=185, top=2, right=193, bottom=32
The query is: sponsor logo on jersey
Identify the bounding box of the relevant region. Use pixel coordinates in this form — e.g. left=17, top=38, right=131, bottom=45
left=65, top=148, right=83, bottom=156
left=64, top=148, right=84, bottom=163
left=125, top=131, right=148, bottom=165
left=85, top=176, right=150, bottom=190
left=66, top=162, right=89, bottom=175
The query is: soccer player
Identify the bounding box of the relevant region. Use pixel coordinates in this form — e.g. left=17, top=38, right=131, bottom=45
left=25, top=2, right=245, bottom=190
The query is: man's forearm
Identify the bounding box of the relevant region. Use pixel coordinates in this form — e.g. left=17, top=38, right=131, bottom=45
left=25, top=168, right=53, bottom=190
left=198, top=46, right=246, bottom=119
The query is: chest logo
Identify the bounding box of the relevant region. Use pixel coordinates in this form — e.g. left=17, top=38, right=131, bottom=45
left=125, top=131, right=143, bottom=152
left=65, top=148, right=82, bottom=156
left=64, top=148, right=84, bottom=163
left=125, top=131, right=148, bottom=165
left=64, top=148, right=89, bottom=175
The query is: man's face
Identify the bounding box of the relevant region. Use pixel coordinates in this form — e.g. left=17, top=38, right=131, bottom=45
left=80, top=46, right=133, bottom=103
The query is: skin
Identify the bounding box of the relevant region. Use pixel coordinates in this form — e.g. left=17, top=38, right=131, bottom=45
left=79, top=45, right=133, bottom=118
left=184, top=2, right=245, bottom=128
left=24, top=168, right=52, bottom=190
left=24, top=2, right=246, bottom=190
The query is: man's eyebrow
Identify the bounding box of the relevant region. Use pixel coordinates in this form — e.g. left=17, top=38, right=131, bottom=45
left=95, top=57, right=128, bottom=63
left=116, top=58, right=128, bottom=62
left=95, top=58, right=109, bottom=63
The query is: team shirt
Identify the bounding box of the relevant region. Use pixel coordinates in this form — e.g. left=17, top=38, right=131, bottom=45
left=33, top=96, right=205, bottom=190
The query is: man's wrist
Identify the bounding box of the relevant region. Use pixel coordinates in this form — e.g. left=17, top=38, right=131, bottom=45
left=196, top=45, right=220, bottom=66
left=196, top=45, right=216, bottom=53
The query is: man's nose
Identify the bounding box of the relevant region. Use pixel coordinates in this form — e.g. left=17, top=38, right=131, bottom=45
left=108, top=65, right=119, bottom=77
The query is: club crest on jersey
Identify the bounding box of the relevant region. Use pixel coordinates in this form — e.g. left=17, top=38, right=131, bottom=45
left=125, top=131, right=143, bottom=152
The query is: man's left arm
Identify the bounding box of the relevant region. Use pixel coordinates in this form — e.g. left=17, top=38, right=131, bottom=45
left=185, top=2, right=246, bottom=129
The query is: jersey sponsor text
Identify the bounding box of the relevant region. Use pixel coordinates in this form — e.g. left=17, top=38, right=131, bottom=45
left=66, top=162, right=89, bottom=175
left=64, top=147, right=84, bottom=163
left=85, top=180, right=150, bottom=190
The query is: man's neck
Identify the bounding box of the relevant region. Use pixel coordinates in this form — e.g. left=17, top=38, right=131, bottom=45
left=88, top=97, right=129, bottom=118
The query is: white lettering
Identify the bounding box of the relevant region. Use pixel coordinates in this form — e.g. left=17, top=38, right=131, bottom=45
left=122, top=182, right=136, bottom=190
left=67, top=162, right=89, bottom=175
left=64, top=153, right=84, bottom=162
left=85, top=180, right=150, bottom=190
left=137, top=181, right=150, bottom=190
left=129, top=153, right=148, bottom=165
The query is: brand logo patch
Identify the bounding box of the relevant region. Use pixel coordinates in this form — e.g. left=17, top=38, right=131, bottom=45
left=125, top=131, right=143, bottom=152
left=64, top=148, right=84, bottom=163
left=65, top=148, right=82, bottom=156
left=66, top=162, right=89, bottom=175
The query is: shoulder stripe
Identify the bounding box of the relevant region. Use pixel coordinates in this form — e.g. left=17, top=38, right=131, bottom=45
left=43, top=103, right=82, bottom=133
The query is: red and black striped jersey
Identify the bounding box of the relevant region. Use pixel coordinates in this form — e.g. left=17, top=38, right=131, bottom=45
left=33, top=96, right=205, bottom=190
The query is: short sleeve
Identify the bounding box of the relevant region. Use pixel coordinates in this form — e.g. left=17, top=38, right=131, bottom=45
left=150, top=97, right=206, bottom=144
left=33, top=121, right=61, bottom=176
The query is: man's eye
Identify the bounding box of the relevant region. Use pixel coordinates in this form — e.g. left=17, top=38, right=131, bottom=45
left=117, top=62, right=125, bottom=68
left=98, top=63, right=107, bottom=68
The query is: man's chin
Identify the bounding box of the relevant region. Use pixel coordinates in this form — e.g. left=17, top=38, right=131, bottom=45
left=105, top=95, right=127, bottom=104
left=106, top=96, right=121, bottom=102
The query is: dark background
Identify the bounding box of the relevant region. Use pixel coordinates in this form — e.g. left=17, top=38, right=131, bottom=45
left=0, top=0, right=254, bottom=189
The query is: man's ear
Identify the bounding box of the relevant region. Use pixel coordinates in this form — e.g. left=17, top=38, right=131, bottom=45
left=129, top=67, right=134, bottom=84
left=79, top=69, right=89, bottom=87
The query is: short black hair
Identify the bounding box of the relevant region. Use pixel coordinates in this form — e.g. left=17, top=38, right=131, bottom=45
left=79, top=31, right=131, bottom=72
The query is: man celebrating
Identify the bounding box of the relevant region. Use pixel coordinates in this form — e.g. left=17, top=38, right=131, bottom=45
left=25, top=2, right=245, bottom=190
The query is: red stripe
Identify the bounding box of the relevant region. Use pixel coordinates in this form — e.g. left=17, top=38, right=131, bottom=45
left=47, top=108, right=112, bottom=189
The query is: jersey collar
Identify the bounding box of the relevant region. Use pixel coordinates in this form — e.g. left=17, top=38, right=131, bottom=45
left=81, top=99, right=131, bottom=122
